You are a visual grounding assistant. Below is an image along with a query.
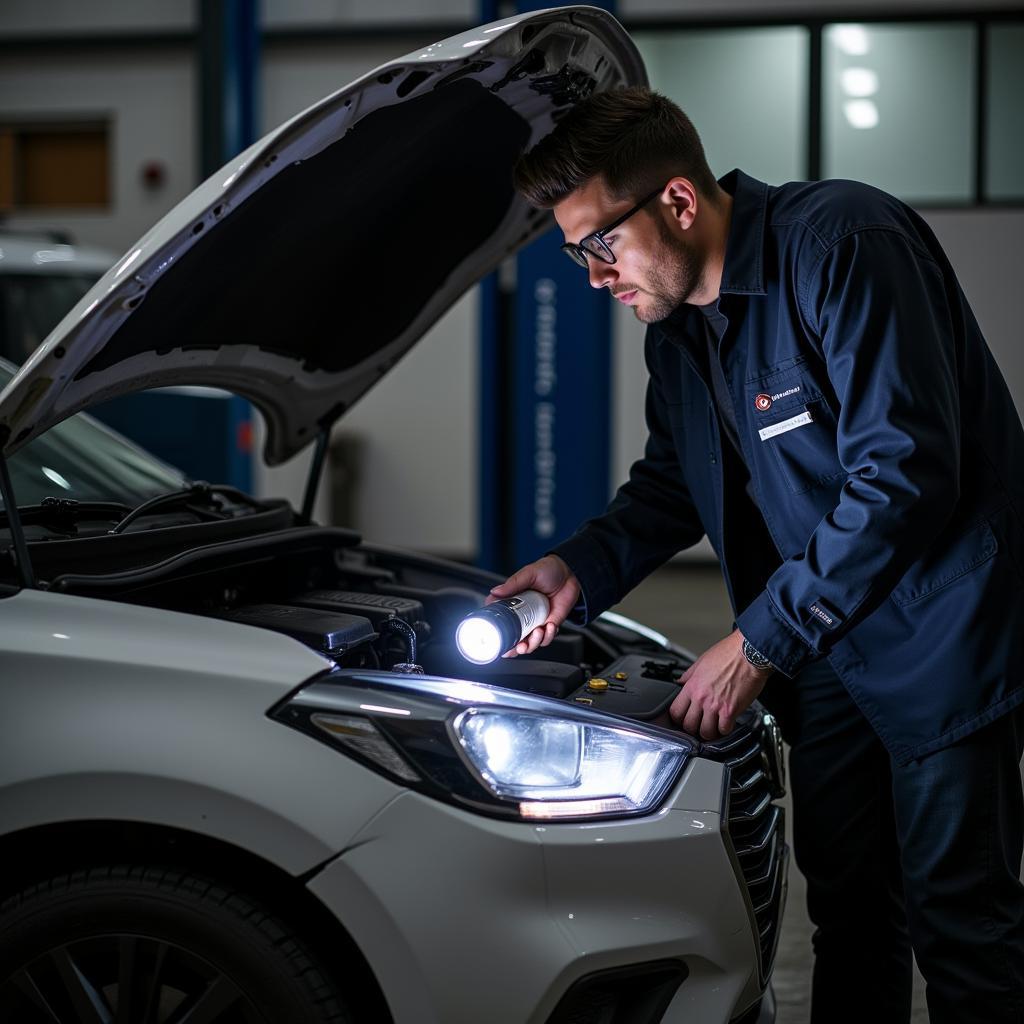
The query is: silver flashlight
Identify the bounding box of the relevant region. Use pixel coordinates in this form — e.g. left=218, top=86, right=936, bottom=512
left=455, top=590, right=551, bottom=665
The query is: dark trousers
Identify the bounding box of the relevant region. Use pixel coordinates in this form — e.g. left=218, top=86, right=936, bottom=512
left=764, top=658, right=1024, bottom=1024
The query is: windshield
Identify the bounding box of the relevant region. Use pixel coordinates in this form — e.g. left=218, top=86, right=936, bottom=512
left=0, top=272, right=100, bottom=365
left=0, top=360, right=185, bottom=510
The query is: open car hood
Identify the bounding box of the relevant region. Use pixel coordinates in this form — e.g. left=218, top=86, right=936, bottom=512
left=0, top=7, right=645, bottom=464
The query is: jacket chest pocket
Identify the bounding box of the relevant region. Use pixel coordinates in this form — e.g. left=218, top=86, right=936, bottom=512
left=745, top=362, right=845, bottom=495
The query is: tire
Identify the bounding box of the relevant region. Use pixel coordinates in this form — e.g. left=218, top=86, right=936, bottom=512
left=0, top=864, right=352, bottom=1024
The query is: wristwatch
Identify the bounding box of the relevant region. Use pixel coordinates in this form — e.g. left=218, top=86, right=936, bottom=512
left=741, top=636, right=774, bottom=673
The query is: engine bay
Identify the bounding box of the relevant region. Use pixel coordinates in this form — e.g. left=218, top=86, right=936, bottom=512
left=32, top=524, right=691, bottom=728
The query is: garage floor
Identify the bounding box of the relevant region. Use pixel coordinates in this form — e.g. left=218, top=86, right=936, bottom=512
left=612, top=564, right=930, bottom=1023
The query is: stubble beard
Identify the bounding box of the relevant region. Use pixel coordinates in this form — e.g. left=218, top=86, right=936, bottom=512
left=631, top=219, right=707, bottom=323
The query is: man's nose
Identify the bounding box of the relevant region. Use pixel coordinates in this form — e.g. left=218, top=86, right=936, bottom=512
left=587, top=257, right=616, bottom=290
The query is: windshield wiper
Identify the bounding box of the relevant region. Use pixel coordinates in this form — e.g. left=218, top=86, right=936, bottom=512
left=0, top=496, right=133, bottom=534
left=107, top=481, right=264, bottom=536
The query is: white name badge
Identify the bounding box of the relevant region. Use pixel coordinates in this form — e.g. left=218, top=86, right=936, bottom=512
left=758, top=410, right=813, bottom=441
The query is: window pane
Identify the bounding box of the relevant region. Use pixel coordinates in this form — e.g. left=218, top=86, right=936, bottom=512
left=822, top=23, right=975, bottom=203
left=986, top=23, right=1024, bottom=201
left=634, top=27, right=808, bottom=186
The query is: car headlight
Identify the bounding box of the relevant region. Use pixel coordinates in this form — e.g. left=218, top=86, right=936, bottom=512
left=272, top=670, right=692, bottom=822
left=452, top=708, right=687, bottom=819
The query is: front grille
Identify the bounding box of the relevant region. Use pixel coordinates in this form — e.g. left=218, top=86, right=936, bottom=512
left=702, top=717, right=787, bottom=983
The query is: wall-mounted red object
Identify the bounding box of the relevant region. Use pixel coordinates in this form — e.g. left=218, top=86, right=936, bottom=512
left=140, top=161, right=166, bottom=189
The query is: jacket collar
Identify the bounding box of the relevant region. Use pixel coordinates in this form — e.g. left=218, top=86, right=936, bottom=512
left=718, top=168, right=769, bottom=297
left=652, top=169, right=769, bottom=346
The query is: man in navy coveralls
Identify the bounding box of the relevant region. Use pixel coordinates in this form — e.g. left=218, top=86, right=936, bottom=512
left=491, top=88, right=1024, bottom=1022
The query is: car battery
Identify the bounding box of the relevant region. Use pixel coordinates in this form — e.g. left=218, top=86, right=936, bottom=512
left=292, top=589, right=425, bottom=628
left=218, top=603, right=376, bottom=654
left=566, top=653, right=686, bottom=723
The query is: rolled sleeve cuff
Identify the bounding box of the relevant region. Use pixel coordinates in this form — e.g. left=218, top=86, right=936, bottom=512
left=736, top=590, right=817, bottom=679
left=548, top=533, right=620, bottom=626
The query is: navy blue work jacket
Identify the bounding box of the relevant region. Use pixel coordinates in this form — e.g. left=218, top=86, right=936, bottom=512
left=553, top=170, right=1024, bottom=764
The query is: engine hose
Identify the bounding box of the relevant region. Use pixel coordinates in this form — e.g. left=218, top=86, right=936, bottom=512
left=381, top=616, right=417, bottom=665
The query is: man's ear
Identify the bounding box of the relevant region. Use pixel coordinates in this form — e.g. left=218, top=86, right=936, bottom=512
left=661, top=177, right=698, bottom=232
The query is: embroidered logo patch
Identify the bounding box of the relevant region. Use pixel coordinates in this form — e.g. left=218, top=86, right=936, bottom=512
left=755, top=393, right=772, bottom=412
left=809, top=603, right=834, bottom=627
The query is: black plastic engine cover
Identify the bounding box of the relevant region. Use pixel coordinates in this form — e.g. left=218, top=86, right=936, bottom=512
left=217, top=603, right=376, bottom=653
left=422, top=647, right=584, bottom=699
left=293, top=589, right=425, bottom=627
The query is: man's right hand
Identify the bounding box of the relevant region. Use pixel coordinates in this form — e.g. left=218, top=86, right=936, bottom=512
left=486, top=554, right=581, bottom=657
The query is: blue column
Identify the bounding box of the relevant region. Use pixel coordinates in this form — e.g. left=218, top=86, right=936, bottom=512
left=200, top=0, right=259, bottom=492
left=478, top=0, right=616, bottom=572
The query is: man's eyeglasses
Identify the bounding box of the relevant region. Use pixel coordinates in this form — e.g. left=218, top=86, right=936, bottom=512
left=560, top=188, right=662, bottom=269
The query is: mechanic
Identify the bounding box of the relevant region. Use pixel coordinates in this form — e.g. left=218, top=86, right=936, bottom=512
left=490, top=87, right=1024, bottom=1023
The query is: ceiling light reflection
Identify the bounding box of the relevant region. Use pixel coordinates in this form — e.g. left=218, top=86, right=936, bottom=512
left=840, top=67, right=879, bottom=97
left=844, top=99, right=879, bottom=129
left=41, top=467, right=72, bottom=490
left=832, top=24, right=870, bottom=56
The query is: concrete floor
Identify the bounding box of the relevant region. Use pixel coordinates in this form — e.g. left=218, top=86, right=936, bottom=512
left=611, top=564, right=930, bottom=1024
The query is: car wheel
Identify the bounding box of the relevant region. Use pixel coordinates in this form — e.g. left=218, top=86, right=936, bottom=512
left=0, top=864, right=352, bottom=1023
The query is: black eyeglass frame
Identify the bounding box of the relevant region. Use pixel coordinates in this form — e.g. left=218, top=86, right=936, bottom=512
left=560, top=187, right=663, bottom=269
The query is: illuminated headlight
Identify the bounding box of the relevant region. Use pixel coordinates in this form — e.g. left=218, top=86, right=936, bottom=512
left=453, top=708, right=688, bottom=819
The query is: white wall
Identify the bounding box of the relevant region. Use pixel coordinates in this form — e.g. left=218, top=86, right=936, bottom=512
left=0, top=48, right=196, bottom=254
left=0, top=1, right=191, bottom=36
left=261, top=0, right=473, bottom=29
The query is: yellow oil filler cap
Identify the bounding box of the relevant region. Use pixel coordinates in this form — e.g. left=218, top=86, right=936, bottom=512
left=614, top=671, right=628, bottom=681
left=587, top=677, right=610, bottom=693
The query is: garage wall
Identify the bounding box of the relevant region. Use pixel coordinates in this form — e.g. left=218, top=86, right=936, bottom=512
left=1, top=4, right=1020, bottom=560
left=0, top=49, right=195, bottom=254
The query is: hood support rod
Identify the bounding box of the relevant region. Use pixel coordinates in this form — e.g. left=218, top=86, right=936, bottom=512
left=301, top=428, right=330, bottom=524
left=0, top=454, right=36, bottom=589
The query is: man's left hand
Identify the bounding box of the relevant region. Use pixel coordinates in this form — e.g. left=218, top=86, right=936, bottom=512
left=669, top=629, right=771, bottom=740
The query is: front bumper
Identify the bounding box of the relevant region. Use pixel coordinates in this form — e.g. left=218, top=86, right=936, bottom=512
left=307, top=753, right=782, bottom=1024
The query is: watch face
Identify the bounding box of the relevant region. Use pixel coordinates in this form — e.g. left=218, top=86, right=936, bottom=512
left=743, top=639, right=771, bottom=669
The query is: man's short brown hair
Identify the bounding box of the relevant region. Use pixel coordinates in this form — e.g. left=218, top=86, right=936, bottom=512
left=512, top=87, right=718, bottom=209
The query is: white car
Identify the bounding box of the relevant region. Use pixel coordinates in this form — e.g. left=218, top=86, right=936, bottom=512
left=0, top=231, right=115, bottom=367
left=0, top=9, right=786, bottom=1023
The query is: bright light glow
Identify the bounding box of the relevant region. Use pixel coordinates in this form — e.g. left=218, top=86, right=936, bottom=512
left=41, top=467, right=71, bottom=490
left=840, top=67, right=879, bottom=97
left=114, top=249, right=142, bottom=277
left=832, top=24, right=870, bottom=56
left=456, top=616, right=503, bottom=664
left=455, top=710, right=688, bottom=819
left=462, top=39, right=486, bottom=47
left=435, top=679, right=498, bottom=704
left=359, top=704, right=411, bottom=716
left=844, top=99, right=879, bottom=129
left=483, top=22, right=517, bottom=33
left=597, top=611, right=669, bottom=648
left=52, top=633, right=69, bottom=640
left=33, top=246, right=74, bottom=264
left=521, top=798, right=631, bottom=819
left=481, top=721, right=514, bottom=773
